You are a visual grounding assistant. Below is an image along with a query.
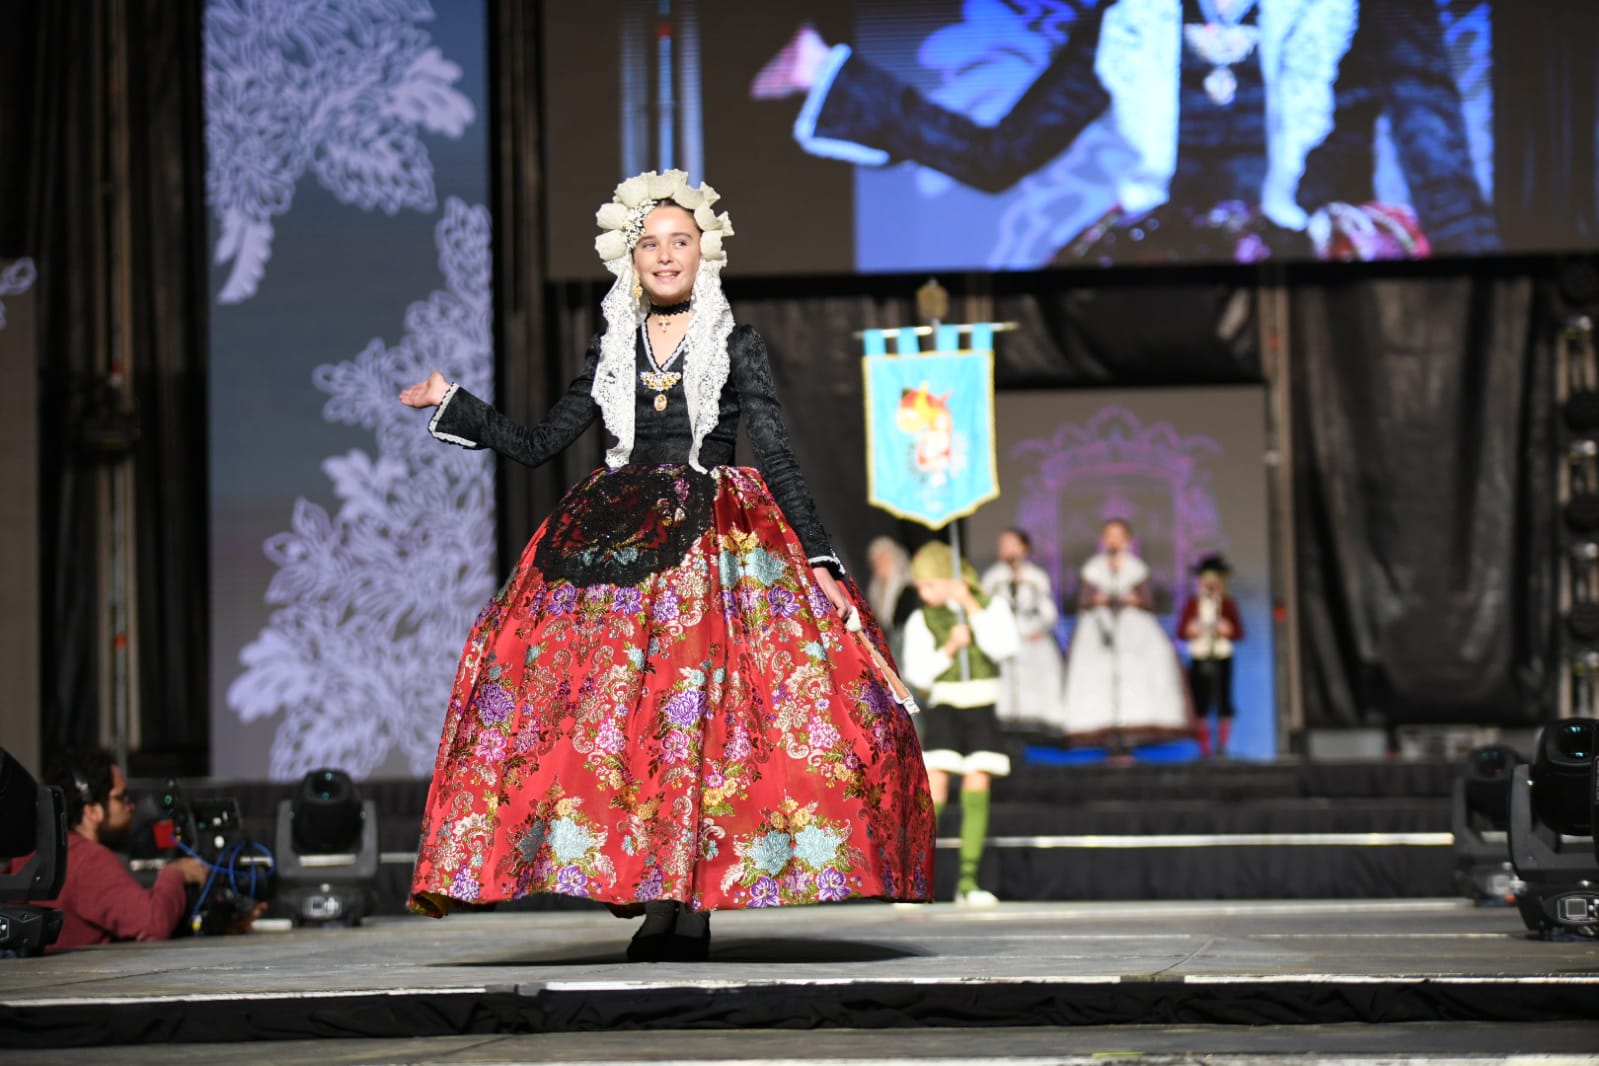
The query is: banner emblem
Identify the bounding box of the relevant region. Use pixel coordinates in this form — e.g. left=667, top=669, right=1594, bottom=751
left=863, top=343, right=998, bottom=529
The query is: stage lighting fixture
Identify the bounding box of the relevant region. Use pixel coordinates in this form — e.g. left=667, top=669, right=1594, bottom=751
left=273, top=768, right=379, bottom=928
left=1566, top=494, right=1599, bottom=535
left=0, top=749, right=67, bottom=957
left=1452, top=745, right=1525, bottom=903
left=1534, top=720, right=1596, bottom=837
left=1564, top=602, right=1599, bottom=646
left=1508, top=719, right=1599, bottom=938
left=1564, top=391, right=1599, bottom=434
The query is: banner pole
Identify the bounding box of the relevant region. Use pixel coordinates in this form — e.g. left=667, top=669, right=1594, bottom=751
left=949, top=520, right=971, bottom=681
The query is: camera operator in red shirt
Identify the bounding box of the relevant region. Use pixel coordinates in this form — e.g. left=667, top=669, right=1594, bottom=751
left=10, top=749, right=207, bottom=949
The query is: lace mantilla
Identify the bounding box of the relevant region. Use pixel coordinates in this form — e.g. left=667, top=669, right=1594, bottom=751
left=593, top=258, right=734, bottom=473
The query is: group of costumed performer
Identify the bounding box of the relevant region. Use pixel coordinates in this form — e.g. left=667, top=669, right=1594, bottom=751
left=399, top=170, right=935, bottom=961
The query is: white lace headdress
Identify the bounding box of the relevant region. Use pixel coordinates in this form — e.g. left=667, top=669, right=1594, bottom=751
left=592, top=169, right=736, bottom=473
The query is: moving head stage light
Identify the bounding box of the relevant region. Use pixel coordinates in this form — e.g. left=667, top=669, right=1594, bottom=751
left=274, top=768, right=379, bottom=927
left=1452, top=744, right=1525, bottom=904
left=0, top=749, right=68, bottom=956
left=1509, top=719, right=1599, bottom=938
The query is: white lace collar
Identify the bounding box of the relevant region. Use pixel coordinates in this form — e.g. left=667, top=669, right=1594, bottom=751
left=1082, top=551, right=1149, bottom=595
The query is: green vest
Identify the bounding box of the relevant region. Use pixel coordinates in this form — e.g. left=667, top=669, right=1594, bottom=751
left=921, top=597, right=1000, bottom=685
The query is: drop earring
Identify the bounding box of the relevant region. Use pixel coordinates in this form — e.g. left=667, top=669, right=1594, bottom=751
left=633, top=282, right=642, bottom=301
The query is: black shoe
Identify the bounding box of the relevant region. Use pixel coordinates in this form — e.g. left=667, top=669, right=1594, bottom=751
left=626, top=901, right=679, bottom=962
left=663, top=906, right=710, bottom=962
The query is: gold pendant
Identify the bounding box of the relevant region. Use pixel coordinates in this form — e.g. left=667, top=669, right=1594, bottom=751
left=1204, top=65, right=1237, bottom=106
left=654, top=393, right=668, bottom=412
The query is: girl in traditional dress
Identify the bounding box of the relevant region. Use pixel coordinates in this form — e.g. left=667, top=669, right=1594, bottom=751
left=1059, top=519, right=1192, bottom=748
left=399, top=171, right=934, bottom=961
left=981, top=528, right=1067, bottom=732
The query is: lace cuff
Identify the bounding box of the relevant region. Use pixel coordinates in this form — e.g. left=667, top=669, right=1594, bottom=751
left=427, top=383, right=482, bottom=448
left=808, top=553, right=846, bottom=578
left=792, top=45, right=890, bottom=166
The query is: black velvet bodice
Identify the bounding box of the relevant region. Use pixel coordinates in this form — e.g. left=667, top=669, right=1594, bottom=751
left=429, top=323, right=839, bottom=568
left=1169, top=0, right=1267, bottom=207
left=628, top=330, right=736, bottom=467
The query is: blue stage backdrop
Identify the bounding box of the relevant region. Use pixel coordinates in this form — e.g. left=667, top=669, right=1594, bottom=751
left=206, top=0, right=492, bottom=781
left=966, top=387, right=1276, bottom=759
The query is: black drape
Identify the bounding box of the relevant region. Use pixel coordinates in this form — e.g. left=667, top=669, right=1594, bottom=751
left=489, top=0, right=559, bottom=563
left=1287, top=262, right=1558, bottom=728
left=3, top=0, right=108, bottom=756
left=124, top=0, right=210, bottom=770
left=1, top=1, right=209, bottom=770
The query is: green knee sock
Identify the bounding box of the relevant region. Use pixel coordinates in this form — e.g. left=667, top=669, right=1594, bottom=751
left=956, top=789, right=990, bottom=894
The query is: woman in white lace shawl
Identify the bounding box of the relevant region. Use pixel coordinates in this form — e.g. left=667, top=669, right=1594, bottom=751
left=981, top=528, right=1067, bottom=732
left=1059, top=519, right=1192, bottom=747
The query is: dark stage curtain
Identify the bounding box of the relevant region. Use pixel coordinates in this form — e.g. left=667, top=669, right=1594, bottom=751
left=0, top=1, right=210, bottom=769
left=2, top=0, right=108, bottom=756
left=124, top=0, right=211, bottom=770
left=1288, top=263, right=1558, bottom=728
left=489, top=0, right=557, bottom=563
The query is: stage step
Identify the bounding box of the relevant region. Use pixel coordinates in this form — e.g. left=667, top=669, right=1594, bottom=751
left=143, top=760, right=1468, bottom=912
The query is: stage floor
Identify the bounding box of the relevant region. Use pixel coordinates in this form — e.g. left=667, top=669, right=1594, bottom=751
left=2, top=899, right=1596, bottom=1058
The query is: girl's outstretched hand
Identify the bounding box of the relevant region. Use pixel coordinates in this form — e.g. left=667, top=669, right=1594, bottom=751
left=399, top=370, right=449, bottom=409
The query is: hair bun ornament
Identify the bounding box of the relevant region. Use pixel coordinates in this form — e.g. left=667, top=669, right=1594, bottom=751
left=594, top=169, right=733, bottom=272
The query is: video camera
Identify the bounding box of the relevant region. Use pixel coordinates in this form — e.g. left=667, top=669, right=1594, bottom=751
left=153, top=778, right=275, bottom=936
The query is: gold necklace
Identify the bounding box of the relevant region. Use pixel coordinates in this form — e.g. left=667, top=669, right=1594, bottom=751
left=640, top=368, right=682, bottom=411
left=641, top=324, right=684, bottom=412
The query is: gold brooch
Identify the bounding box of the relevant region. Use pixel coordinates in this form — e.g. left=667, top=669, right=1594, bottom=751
left=641, top=370, right=681, bottom=412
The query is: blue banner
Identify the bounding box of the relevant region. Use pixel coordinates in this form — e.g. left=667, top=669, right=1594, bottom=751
left=863, top=347, right=998, bottom=529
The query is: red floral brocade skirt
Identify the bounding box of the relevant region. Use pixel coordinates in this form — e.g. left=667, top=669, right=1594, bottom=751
left=409, top=465, right=935, bottom=915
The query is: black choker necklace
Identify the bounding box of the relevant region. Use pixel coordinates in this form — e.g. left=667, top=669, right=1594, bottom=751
left=648, top=300, right=692, bottom=317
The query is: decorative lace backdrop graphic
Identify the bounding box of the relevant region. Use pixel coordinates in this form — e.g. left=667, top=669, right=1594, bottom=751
left=206, top=0, right=492, bottom=779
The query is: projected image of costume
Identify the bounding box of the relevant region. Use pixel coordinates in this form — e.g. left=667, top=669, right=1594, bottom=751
left=980, top=528, right=1066, bottom=732
left=399, top=171, right=934, bottom=961
left=1059, top=520, right=1192, bottom=746
left=751, top=0, right=1497, bottom=263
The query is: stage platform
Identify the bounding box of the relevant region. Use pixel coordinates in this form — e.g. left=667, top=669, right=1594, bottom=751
left=2, top=899, right=1595, bottom=1057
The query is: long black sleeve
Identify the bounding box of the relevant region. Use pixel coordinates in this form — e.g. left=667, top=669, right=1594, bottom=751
left=730, top=326, right=840, bottom=572
left=1299, top=0, right=1499, bottom=253
left=429, top=336, right=602, bottom=467
left=809, top=14, right=1109, bottom=194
